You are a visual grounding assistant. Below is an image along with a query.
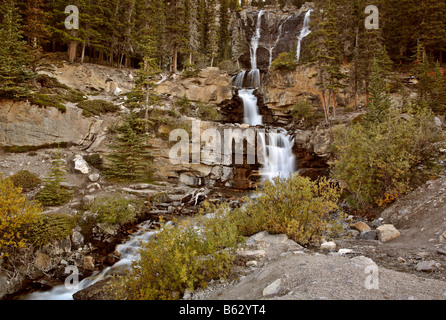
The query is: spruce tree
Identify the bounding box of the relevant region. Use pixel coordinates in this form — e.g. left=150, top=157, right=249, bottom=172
left=105, top=112, right=153, bottom=182
left=0, top=0, right=32, bottom=99
left=36, top=149, right=72, bottom=207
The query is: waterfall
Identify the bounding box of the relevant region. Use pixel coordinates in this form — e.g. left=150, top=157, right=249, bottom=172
left=296, top=9, right=313, bottom=62
left=234, top=9, right=296, bottom=181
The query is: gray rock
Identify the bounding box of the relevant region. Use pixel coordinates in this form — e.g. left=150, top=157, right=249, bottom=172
left=372, top=218, right=384, bottom=228
left=377, top=224, right=401, bottom=242
left=415, top=260, right=437, bottom=272
left=263, top=279, right=282, bottom=296
left=320, top=241, right=336, bottom=251
left=359, top=230, right=378, bottom=240
left=71, top=231, right=84, bottom=249
left=74, top=155, right=91, bottom=174
left=88, top=173, right=100, bottom=182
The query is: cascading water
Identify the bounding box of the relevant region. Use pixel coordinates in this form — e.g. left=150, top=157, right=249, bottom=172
left=235, top=10, right=297, bottom=181
left=22, top=221, right=165, bottom=300
left=296, top=9, right=313, bottom=62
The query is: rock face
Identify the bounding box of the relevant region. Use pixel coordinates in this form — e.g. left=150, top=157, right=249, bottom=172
left=48, top=63, right=134, bottom=94
left=237, top=5, right=312, bottom=70
left=155, top=68, right=233, bottom=105
left=0, top=99, right=105, bottom=147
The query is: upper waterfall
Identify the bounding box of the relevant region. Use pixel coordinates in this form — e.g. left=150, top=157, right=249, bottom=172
left=296, top=9, right=313, bottom=62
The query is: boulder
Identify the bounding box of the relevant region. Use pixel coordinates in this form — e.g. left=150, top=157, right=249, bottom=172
left=415, top=260, right=438, bottom=272
left=320, top=241, right=336, bottom=251
left=376, top=224, right=401, bottom=242
left=74, top=155, right=90, bottom=174
left=358, top=230, right=378, bottom=241
left=263, top=279, right=282, bottom=297
left=352, top=222, right=371, bottom=232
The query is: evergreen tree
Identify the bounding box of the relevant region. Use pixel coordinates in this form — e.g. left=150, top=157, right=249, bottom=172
left=0, top=0, right=32, bottom=99
left=35, top=149, right=72, bottom=206
left=105, top=112, right=153, bottom=182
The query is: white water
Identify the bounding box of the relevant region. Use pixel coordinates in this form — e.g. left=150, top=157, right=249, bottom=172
left=23, top=221, right=164, bottom=300
left=296, top=9, right=313, bottom=62
left=235, top=10, right=297, bottom=181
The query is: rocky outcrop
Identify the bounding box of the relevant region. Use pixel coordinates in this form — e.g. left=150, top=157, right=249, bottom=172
left=155, top=68, right=233, bottom=105
left=45, top=63, right=135, bottom=94
left=0, top=99, right=106, bottom=147
left=237, top=4, right=314, bottom=70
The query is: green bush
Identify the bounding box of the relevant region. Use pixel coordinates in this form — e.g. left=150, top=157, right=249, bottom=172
left=197, top=102, right=220, bottom=121
left=77, top=99, right=119, bottom=117
left=230, top=174, right=342, bottom=246
left=26, top=213, right=75, bottom=247
left=84, top=153, right=104, bottom=169
left=290, top=100, right=314, bottom=120
left=331, top=108, right=445, bottom=209
left=175, top=95, right=192, bottom=115
left=106, top=204, right=241, bottom=300
left=31, top=93, right=66, bottom=113
left=87, top=196, right=143, bottom=228
left=271, top=51, right=298, bottom=71
left=10, top=170, right=41, bottom=192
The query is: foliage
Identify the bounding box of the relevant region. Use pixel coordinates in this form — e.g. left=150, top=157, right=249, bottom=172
left=77, top=99, right=119, bottom=117
left=0, top=175, right=42, bottom=256
left=30, top=93, right=66, bottom=113
left=290, top=100, right=315, bottom=121
left=175, top=95, right=193, bottom=115
left=83, top=153, right=104, bottom=170
left=197, top=102, right=220, bottom=121
left=107, top=204, right=241, bottom=300
left=0, top=0, right=33, bottom=99
left=230, top=174, right=341, bottom=246
left=35, top=150, right=72, bottom=206
left=105, top=112, right=153, bottom=182
left=10, top=170, right=41, bottom=192
left=270, top=51, right=298, bottom=71
left=26, top=213, right=75, bottom=247
left=331, top=108, right=445, bottom=209
left=87, top=196, right=143, bottom=228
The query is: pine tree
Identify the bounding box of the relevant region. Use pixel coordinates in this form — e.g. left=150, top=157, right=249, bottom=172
left=35, top=149, right=72, bottom=207
left=105, top=112, right=153, bottom=182
left=218, top=0, right=231, bottom=61
left=0, top=0, right=32, bottom=99
left=207, top=0, right=219, bottom=67
left=23, top=0, right=48, bottom=72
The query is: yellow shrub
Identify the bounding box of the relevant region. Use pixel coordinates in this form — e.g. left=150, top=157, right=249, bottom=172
left=0, top=175, right=42, bottom=256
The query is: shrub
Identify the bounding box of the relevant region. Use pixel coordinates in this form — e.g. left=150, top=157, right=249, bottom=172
left=290, top=100, right=314, bottom=120
left=230, top=174, right=341, bottom=246
left=106, top=204, right=241, bottom=300
left=175, top=95, right=192, bottom=115
left=197, top=102, right=220, bottom=121
left=0, top=175, right=42, bottom=256
left=10, top=170, right=41, bottom=192
left=26, top=213, right=75, bottom=247
left=87, top=196, right=143, bottom=228
left=271, top=51, right=298, bottom=71
left=84, top=153, right=104, bottom=169
left=31, top=93, right=66, bottom=113
left=331, top=107, right=445, bottom=209
left=77, top=99, right=119, bottom=117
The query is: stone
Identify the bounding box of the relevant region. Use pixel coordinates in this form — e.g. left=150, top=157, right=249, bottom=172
left=263, top=279, right=282, bottom=297
left=338, top=249, right=354, bottom=255
left=88, top=173, right=100, bottom=182
left=74, top=155, right=90, bottom=174
left=352, top=221, right=371, bottom=232
left=87, top=183, right=101, bottom=193
left=320, top=241, right=336, bottom=251
left=83, top=195, right=96, bottom=205
left=347, top=230, right=360, bottom=238
left=34, top=252, right=52, bottom=271
left=183, top=289, right=193, bottom=300
left=358, top=230, right=378, bottom=241
left=83, top=256, right=95, bottom=271
left=71, top=231, right=84, bottom=249
left=237, top=249, right=267, bottom=261
left=372, top=218, right=384, bottom=228
left=246, top=260, right=258, bottom=267
left=377, top=224, right=401, bottom=242
left=437, top=246, right=446, bottom=256
left=415, top=260, right=437, bottom=272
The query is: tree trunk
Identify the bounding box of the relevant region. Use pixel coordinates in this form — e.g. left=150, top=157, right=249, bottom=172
left=172, top=45, right=178, bottom=73
left=68, top=41, right=77, bottom=63
left=80, top=42, right=86, bottom=64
